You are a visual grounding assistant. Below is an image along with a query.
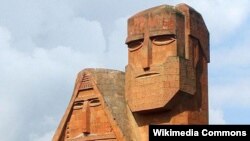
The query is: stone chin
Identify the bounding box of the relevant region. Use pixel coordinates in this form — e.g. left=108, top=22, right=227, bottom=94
left=125, top=56, right=196, bottom=113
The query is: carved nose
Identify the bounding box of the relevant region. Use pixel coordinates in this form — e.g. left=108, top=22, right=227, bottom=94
left=141, top=37, right=151, bottom=70
left=82, top=101, right=90, bottom=134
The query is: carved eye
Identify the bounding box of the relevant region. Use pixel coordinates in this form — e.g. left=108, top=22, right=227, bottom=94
left=89, top=98, right=101, bottom=107
left=73, top=102, right=83, bottom=110
left=152, top=35, right=176, bottom=46
left=127, top=39, right=143, bottom=51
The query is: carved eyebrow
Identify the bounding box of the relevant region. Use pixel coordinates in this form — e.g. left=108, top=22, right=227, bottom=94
left=150, top=33, right=176, bottom=38
left=149, top=30, right=176, bottom=37
left=74, top=95, right=98, bottom=102
left=126, top=38, right=143, bottom=44
left=125, top=34, right=144, bottom=44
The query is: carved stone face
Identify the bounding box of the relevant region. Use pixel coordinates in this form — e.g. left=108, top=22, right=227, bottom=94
left=65, top=74, right=114, bottom=140
left=125, top=5, right=194, bottom=112
left=69, top=93, right=101, bottom=137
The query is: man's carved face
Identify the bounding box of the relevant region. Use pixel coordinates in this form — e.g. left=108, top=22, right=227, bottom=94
left=125, top=6, right=187, bottom=112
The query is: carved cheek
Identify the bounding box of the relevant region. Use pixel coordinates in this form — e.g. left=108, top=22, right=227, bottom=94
left=128, top=40, right=144, bottom=68
left=152, top=40, right=177, bottom=64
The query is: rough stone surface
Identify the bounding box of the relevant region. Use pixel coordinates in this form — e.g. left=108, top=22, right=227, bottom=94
left=53, top=3, right=209, bottom=141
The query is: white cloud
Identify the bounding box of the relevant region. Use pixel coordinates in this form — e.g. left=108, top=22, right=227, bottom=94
left=178, top=0, right=250, bottom=44
left=211, top=41, right=250, bottom=69
left=209, top=108, right=226, bottom=124
left=30, top=130, right=55, bottom=141
left=0, top=43, right=105, bottom=141
left=34, top=17, right=106, bottom=53
left=28, top=116, right=57, bottom=141
left=210, top=78, right=250, bottom=108
left=0, top=26, right=11, bottom=48
left=105, top=17, right=128, bottom=70
left=69, top=0, right=250, bottom=45
left=0, top=7, right=107, bottom=140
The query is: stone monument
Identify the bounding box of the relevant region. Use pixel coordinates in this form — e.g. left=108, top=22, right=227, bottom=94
left=53, top=3, right=209, bottom=141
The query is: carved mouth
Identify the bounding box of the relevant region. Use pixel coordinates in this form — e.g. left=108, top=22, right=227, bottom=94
left=136, top=72, right=160, bottom=78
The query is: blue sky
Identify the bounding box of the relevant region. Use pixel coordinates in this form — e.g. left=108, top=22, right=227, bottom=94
left=0, top=0, right=249, bottom=140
